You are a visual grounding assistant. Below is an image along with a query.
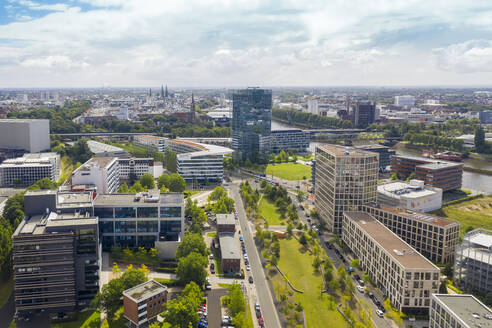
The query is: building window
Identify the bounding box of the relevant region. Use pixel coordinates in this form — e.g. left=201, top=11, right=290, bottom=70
left=160, top=207, right=181, bottom=218
left=138, top=207, right=158, bottom=218
left=115, top=207, right=136, bottom=218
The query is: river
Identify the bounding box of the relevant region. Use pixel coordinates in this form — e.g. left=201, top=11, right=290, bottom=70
left=272, top=120, right=492, bottom=193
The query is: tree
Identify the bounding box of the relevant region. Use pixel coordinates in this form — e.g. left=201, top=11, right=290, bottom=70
left=65, top=139, right=93, bottom=164
left=139, top=173, right=155, bottom=189
left=390, top=172, right=399, bottom=180
left=329, top=278, right=340, bottom=291
left=182, top=281, right=204, bottom=309
left=363, top=274, right=371, bottom=285
left=485, top=292, right=492, bottom=306
left=118, top=183, right=129, bottom=193
left=443, top=262, right=454, bottom=279
left=0, top=220, right=13, bottom=279
left=152, top=150, right=165, bottom=163
left=439, top=281, right=448, bottom=294
left=209, top=186, right=228, bottom=201
left=474, top=126, right=487, bottom=153
left=405, top=172, right=416, bottom=182
left=299, top=233, right=308, bottom=245
left=164, top=295, right=200, bottom=328
left=350, top=259, right=360, bottom=270
left=176, top=252, right=208, bottom=286
left=227, top=283, right=245, bottom=317
left=232, top=314, right=246, bottom=328
left=176, top=233, right=208, bottom=260
left=169, top=173, right=186, bottom=192
left=165, top=149, right=178, bottom=173
left=27, top=178, right=58, bottom=190
left=157, top=174, right=171, bottom=189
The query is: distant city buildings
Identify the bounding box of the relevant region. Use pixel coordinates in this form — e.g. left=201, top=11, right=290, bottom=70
left=314, top=144, right=378, bottom=234
left=71, top=157, right=120, bottom=193
left=395, top=95, right=416, bottom=107
left=429, top=294, right=492, bottom=328
left=0, top=119, right=50, bottom=153
left=377, top=180, right=443, bottom=213
left=270, top=129, right=310, bottom=154
left=351, top=101, right=376, bottom=128
left=342, top=211, right=440, bottom=313
left=232, top=88, right=272, bottom=162
left=479, top=111, right=492, bottom=124
left=455, top=229, right=492, bottom=294
left=0, top=152, right=60, bottom=187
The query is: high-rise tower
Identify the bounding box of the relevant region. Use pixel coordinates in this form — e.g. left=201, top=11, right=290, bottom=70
left=165, top=85, right=168, bottom=98
left=190, top=93, right=196, bottom=123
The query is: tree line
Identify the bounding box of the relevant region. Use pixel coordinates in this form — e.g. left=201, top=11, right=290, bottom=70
left=272, top=108, right=352, bottom=129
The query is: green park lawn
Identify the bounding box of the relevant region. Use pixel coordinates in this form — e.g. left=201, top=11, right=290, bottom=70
left=258, top=197, right=283, bottom=225
left=438, top=196, right=492, bottom=236
left=265, top=163, right=311, bottom=181
left=275, top=238, right=348, bottom=328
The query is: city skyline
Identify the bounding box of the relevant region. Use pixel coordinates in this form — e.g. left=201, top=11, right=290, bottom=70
left=1, top=0, right=492, bottom=88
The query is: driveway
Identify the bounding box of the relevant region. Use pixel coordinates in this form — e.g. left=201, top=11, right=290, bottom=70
left=207, top=288, right=228, bottom=328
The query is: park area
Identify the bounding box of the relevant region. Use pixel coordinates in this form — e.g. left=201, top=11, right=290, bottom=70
left=438, top=196, right=492, bottom=235
left=258, top=197, right=283, bottom=225
left=265, top=163, right=311, bottom=181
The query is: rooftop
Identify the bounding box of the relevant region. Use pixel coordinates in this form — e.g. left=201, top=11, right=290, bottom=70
left=135, top=135, right=167, bottom=140
left=0, top=119, right=49, bottom=123
left=176, top=141, right=233, bottom=159
left=123, top=280, right=167, bottom=303
left=76, top=157, right=117, bottom=171
left=377, top=180, right=440, bottom=199
left=417, top=161, right=463, bottom=170
left=219, top=234, right=241, bottom=260
left=94, top=192, right=183, bottom=206
left=0, top=152, right=58, bottom=166
left=216, top=213, right=235, bottom=226
left=344, top=211, right=439, bottom=270
left=57, top=192, right=93, bottom=207
left=433, top=294, right=492, bottom=328
left=316, top=144, right=378, bottom=158
left=15, top=212, right=97, bottom=236
left=356, top=144, right=390, bottom=150
left=87, top=140, right=127, bottom=154
left=466, top=229, right=492, bottom=249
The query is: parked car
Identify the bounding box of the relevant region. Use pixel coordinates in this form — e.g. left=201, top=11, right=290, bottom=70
left=358, top=279, right=364, bottom=286
left=356, top=285, right=365, bottom=293
left=353, top=274, right=361, bottom=281
left=246, top=265, right=251, bottom=271
left=209, top=254, right=214, bottom=260
left=248, top=276, right=254, bottom=284
left=376, top=309, right=384, bottom=318
left=205, top=283, right=212, bottom=290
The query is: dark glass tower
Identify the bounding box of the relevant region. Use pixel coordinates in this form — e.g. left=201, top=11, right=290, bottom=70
left=351, top=101, right=376, bottom=128
left=232, top=88, right=272, bottom=162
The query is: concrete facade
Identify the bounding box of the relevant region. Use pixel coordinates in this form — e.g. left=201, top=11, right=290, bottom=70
left=0, top=119, right=50, bottom=153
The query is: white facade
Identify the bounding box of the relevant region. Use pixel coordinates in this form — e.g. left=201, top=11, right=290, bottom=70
left=395, top=95, right=415, bottom=107
left=0, top=119, right=50, bottom=153
left=307, top=98, right=319, bottom=115
left=377, top=180, right=443, bottom=212
left=0, top=152, right=60, bottom=187
left=118, top=158, right=154, bottom=181
left=72, top=157, right=120, bottom=193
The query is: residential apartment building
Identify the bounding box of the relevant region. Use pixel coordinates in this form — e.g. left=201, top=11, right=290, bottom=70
left=479, top=111, right=492, bottom=124
left=351, top=101, right=376, bottom=128
left=361, top=203, right=460, bottom=264
left=0, top=152, right=60, bottom=187
left=133, top=135, right=167, bottom=153
left=118, top=157, right=154, bottom=183
left=270, top=129, right=310, bottom=154
left=342, top=211, right=440, bottom=313
left=123, top=280, right=168, bottom=328
left=0, top=119, right=50, bottom=153
left=390, top=156, right=463, bottom=191
left=231, top=88, right=272, bottom=162
left=13, top=211, right=99, bottom=316
left=355, top=144, right=395, bottom=170
left=455, top=229, right=492, bottom=294
left=314, top=145, right=378, bottom=234
left=72, top=157, right=120, bottom=193
left=95, top=192, right=184, bottom=258
left=377, top=180, right=443, bottom=213
left=429, top=294, right=492, bottom=328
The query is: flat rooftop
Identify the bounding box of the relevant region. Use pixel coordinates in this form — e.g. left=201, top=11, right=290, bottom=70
left=377, top=181, right=439, bottom=199
left=344, top=211, right=439, bottom=270
left=467, top=230, right=492, bottom=249
left=15, top=212, right=97, bottom=236
left=316, top=144, right=378, bottom=158
left=57, top=192, right=93, bottom=207
left=135, top=135, right=167, bottom=140
left=94, top=192, right=183, bottom=206
left=433, top=294, right=492, bottom=327
left=216, top=213, right=235, bottom=225
left=87, top=140, right=126, bottom=154
left=356, top=144, right=390, bottom=150
left=76, top=157, right=117, bottom=170
left=418, top=162, right=463, bottom=170
left=219, top=234, right=241, bottom=260
left=123, top=280, right=167, bottom=303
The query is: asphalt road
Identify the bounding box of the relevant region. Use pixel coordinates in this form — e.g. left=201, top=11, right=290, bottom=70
left=207, top=288, right=228, bottom=328
left=229, top=185, right=281, bottom=328
left=0, top=292, right=14, bottom=328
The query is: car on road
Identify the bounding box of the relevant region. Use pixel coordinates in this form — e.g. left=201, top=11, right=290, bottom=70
left=356, top=285, right=365, bottom=293
left=248, top=276, right=254, bottom=284
left=246, top=265, right=251, bottom=271
left=358, top=279, right=364, bottom=286
left=239, top=236, right=243, bottom=241
left=258, top=316, right=265, bottom=326
left=373, top=298, right=381, bottom=307
left=378, top=305, right=386, bottom=313
left=209, top=254, right=214, bottom=260
left=300, top=205, right=304, bottom=210
left=205, top=283, right=212, bottom=290
left=353, top=274, right=361, bottom=281
left=376, top=309, right=384, bottom=318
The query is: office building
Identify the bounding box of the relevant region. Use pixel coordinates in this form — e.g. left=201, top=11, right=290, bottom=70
left=377, top=180, right=443, bottom=213
left=167, top=139, right=232, bottom=186
left=391, top=156, right=463, bottom=191
left=307, top=98, right=319, bottom=115
left=0, top=119, right=50, bottom=153
left=72, top=157, right=120, bottom=193
left=95, top=192, right=184, bottom=258
left=87, top=140, right=130, bottom=157
left=134, top=135, right=167, bottom=153
left=355, top=144, right=395, bottom=170
left=314, top=145, right=378, bottom=234
left=361, top=203, right=459, bottom=264
left=118, top=158, right=155, bottom=183
left=455, top=229, right=492, bottom=294
left=0, top=152, right=60, bottom=187
left=216, top=213, right=235, bottom=233
left=270, top=129, right=310, bottom=154
left=429, top=294, right=492, bottom=328
left=351, top=101, right=376, bottom=128
left=219, top=234, right=241, bottom=273
left=342, top=211, right=440, bottom=313
left=13, top=211, right=99, bottom=315
left=395, top=95, right=416, bottom=107
left=479, top=111, right=492, bottom=124
left=231, top=88, right=272, bottom=161
left=123, top=280, right=167, bottom=328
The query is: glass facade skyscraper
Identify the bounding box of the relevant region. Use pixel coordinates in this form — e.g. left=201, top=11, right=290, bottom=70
left=232, top=88, right=272, bottom=162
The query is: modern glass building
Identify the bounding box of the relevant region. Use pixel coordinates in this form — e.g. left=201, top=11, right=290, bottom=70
left=231, top=88, right=272, bottom=162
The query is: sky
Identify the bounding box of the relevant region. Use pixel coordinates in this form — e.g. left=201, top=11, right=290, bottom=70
left=1, top=0, right=492, bottom=88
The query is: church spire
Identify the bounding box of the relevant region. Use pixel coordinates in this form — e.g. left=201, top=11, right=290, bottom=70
left=190, top=93, right=196, bottom=123
left=165, top=85, right=168, bottom=98
left=161, top=85, right=164, bottom=98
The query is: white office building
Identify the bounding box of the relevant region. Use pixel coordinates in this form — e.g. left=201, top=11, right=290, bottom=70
left=377, top=180, right=443, bottom=213
left=72, top=157, right=120, bottom=193
left=429, top=294, right=492, bottom=328
left=0, top=119, right=50, bottom=153
left=118, top=158, right=155, bottom=182
left=0, top=152, right=60, bottom=187
left=395, top=95, right=415, bottom=107
left=134, top=135, right=167, bottom=153
left=307, top=98, right=319, bottom=115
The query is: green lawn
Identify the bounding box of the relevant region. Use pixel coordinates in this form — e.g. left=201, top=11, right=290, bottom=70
left=57, top=156, right=74, bottom=185
left=52, top=310, right=100, bottom=328
left=275, top=238, right=348, bottom=328
left=207, top=232, right=217, bottom=238
left=265, top=163, right=311, bottom=181
left=0, top=278, right=13, bottom=309
left=298, top=154, right=314, bottom=161
left=258, top=198, right=283, bottom=225
left=438, top=196, right=492, bottom=236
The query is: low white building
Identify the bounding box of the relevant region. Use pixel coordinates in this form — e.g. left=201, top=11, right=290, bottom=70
left=72, top=157, right=120, bottom=193
left=429, top=294, right=492, bottom=328
left=118, top=157, right=155, bottom=182
left=377, top=180, right=442, bottom=212
left=0, top=152, right=60, bottom=187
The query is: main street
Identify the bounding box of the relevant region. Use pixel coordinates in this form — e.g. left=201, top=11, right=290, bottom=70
left=229, top=184, right=282, bottom=328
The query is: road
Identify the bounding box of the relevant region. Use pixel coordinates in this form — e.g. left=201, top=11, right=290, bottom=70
left=0, top=292, right=14, bottom=328
left=207, top=288, right=228, bottom=328
left=229, top=185, right=281, bottom=328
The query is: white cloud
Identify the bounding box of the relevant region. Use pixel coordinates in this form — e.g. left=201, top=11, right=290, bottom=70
left=21, top=55, right=89, bottom=69
left=433, top=40, right=492, bottom=73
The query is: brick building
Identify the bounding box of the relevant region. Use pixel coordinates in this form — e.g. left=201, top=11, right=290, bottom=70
left=123, top=280, right=168, bottom=328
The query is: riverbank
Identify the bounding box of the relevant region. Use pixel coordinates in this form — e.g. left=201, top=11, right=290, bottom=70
left=463, top=166, right=492, bottom=176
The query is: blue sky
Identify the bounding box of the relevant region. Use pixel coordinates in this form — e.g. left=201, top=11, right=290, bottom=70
left=0, top=0, right=492, bottom=87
